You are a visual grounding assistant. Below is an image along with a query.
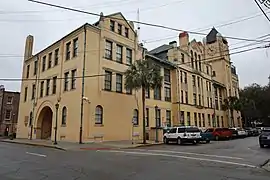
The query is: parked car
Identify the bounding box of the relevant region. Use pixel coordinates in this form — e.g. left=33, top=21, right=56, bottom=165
left=229, top=128, right=247, bottom=138
left=200, top=129, right=212, bottom=143
left=205, top=128, right=232, bottom=141
left=259, top=127, right=270, bottom=148
left=244, top=127, right=260, bottom=136
left=163, top=126, right=201, bottom=145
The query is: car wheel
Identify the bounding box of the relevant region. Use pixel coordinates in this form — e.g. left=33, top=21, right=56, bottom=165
left=193, top=140, right=198, bottom=145
left=206, top=139, right=210, bottom=143
left=163, top=137, right=169, bottom=144
left=215, top=136, right=219, bottom=141
left=177, top=137, right=182, bottom=145
left=260, top=144, right=264, bottom=148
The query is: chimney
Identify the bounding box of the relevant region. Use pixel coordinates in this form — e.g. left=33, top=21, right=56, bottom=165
left=179, top=32, right=189, bottom=50
left=24, top=35, right=34, bottom=61
left=169, top=41, right=177, bottom=48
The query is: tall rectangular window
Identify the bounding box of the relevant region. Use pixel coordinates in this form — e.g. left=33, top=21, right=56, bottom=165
left=198, top=94, right=201, bottom=106
left=66, top=42, right=71, bottom=60
left=180, top=71, right=183, bottom=83
left=46, top=79, right=50, bottom=96
left=146, top=108, right=149, bottom=127
left=198, top=55, right=202, bottom=71
left=105, top=40, right=112, bottom=59
left=192, top=75, right=196, bottom=86
left=34, top=60, right=37, bottom=75
left=166, top=110, right=171, bottom=127
left=71, top=69, right=77, bottom=90
left=24, top=87, right=28, bottom=102
left=116, top=45, right=123, bottom=63
left=181, top=53, right=185, bottom=63
left=155, top=109, right=161, bottom=127
left=64, top=72, right=69, bottom=91
left=202, top=114, right=205, bottom=127
left=181, top=90, right=184, bottom=103
left=42, top=56, right=46, bottom=71
left=126, top=48, right=132, bottom=65
left=110, top=20, right=115, bottom=31
left=180, top=111, right=184, bottom=125
left=185, top=91, right=188, bottom=104
left=48, top=53, right=52, bottom=69
left=184, top=72, right=187, bottom=84
left=198, top=113, right=201, bottom=127
left=104, top=71, right=112, bottom=91
left=116, top=74, right=123, bottom=92
left=193, top=93, right=197, bottom=105
left=52, top=76, right=57, bottom=94
left=187, top=112, right=191, bottom=126
left=154, top=87, right=161, bottom=100
left=54, top=49, right=59, bottom=66
left=221, top=116, right=224, bottom=127
left=5, top=110, right=11, bottom=120
left=164, top=87, right=171, bottom=102
left=217, top=116, right=220, bottom=127
left=73, top=38, right=78, bottom=57
left=206, top=66, right=209, bottom=75
left=125, top=27, right=129, bottom=38
left=40, top=81, right=44, bottom=98
left=26, top=65, right=30, bottom=78
left=194, top=113, right=197, bottom=126
left=210, top=98, right=213, bottom=108
left=164, top=69, right=171, bottom=83
left=118, top=24, right=122, bottom=35
left=32, top=84, right=36, bottom=100
left=197, top=77, right=200, bottom=87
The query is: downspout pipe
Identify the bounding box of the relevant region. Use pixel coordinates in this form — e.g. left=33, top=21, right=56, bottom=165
left=79, top=24, right=87, bottom=144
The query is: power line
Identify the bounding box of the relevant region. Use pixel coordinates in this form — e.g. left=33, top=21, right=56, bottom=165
left=0, top=44, right=268, bottom=82
left=27, top=0, right=270, bottom=44
left=254, top=0, right=270, bottom=23
left=144, top=10, right=270, bottom=44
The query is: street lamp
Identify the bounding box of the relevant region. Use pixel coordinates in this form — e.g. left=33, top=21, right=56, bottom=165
left=155, top=105, right=159, bottom=143
left=54, top=102, right=59, bottom=145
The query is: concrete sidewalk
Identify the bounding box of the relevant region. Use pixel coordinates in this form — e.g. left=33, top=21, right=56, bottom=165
left=0, top=138, right=163, bottom=151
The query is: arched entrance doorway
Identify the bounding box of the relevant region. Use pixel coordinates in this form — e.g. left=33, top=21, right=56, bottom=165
left=36, top=106, right=53, bottom=139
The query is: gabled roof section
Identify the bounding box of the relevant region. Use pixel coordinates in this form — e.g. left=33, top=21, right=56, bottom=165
left=206, top=27, right=219, bottom=44
left=149, top=44, right=173, bottom=55
left=97, top=12, right=136, bottom=34
left=146, top=52, right=176, bottom=68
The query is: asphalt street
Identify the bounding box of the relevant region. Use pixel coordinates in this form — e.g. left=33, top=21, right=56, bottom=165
left=0, top=137, right=269, bottom=180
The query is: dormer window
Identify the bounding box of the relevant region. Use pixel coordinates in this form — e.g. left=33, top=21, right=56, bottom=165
left=110, top=20, right=115, bottom=32
left=118, top=24, right=122, bottom=35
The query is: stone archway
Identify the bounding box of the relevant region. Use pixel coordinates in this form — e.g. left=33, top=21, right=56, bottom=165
left=36, top=106, right=53, bottom=139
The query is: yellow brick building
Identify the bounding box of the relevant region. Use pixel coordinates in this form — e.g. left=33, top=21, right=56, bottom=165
left=17, top=12, right=241, bottom=143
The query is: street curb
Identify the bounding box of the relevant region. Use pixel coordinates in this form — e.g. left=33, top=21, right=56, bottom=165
left=0, top=140, right=66, bottom=151
left=120, top=143, right=164, bottom=149
left=261, top=159, right=270, bottom=172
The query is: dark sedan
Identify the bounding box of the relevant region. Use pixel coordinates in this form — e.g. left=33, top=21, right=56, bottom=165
left=259, top=128, right=270, bottom=148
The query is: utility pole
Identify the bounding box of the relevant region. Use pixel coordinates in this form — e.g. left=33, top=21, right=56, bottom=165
left=79, top=25, right=87, bottom=144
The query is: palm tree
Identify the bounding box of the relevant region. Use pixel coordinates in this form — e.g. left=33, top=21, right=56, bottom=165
left=125, top=59, right=163, bottom=144
left=222, top=96, right=242, bottom=127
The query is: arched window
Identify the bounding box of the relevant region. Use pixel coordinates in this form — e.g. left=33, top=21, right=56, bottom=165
left=133, top=109, right=139, bottom=125
left=194, top=52, right=197, bottom=60
left=62, top=107, right=67, bottom=125
left=29, top=111, right=33, bottom=127
left=95, top=105, right=103, bottom=124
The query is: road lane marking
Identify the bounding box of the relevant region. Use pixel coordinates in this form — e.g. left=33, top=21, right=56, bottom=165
left=135, top=149, right=243, bottom=160
left=100, top=150, right=257, bottom=168
left=26, top=152, right=46, bottom=157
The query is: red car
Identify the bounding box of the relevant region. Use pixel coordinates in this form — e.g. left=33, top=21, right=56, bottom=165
left=205, top=128, right=232, bottom=141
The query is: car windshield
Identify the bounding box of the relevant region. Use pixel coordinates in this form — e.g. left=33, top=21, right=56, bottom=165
left=186, top=128, right=200, bottom=133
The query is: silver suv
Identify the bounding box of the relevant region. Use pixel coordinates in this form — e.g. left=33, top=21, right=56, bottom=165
left=163, top=126, right=201, bottom=145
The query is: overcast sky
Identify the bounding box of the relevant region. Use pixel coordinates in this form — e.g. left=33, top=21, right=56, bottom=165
left=1, top=0, right=270, bottom=91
